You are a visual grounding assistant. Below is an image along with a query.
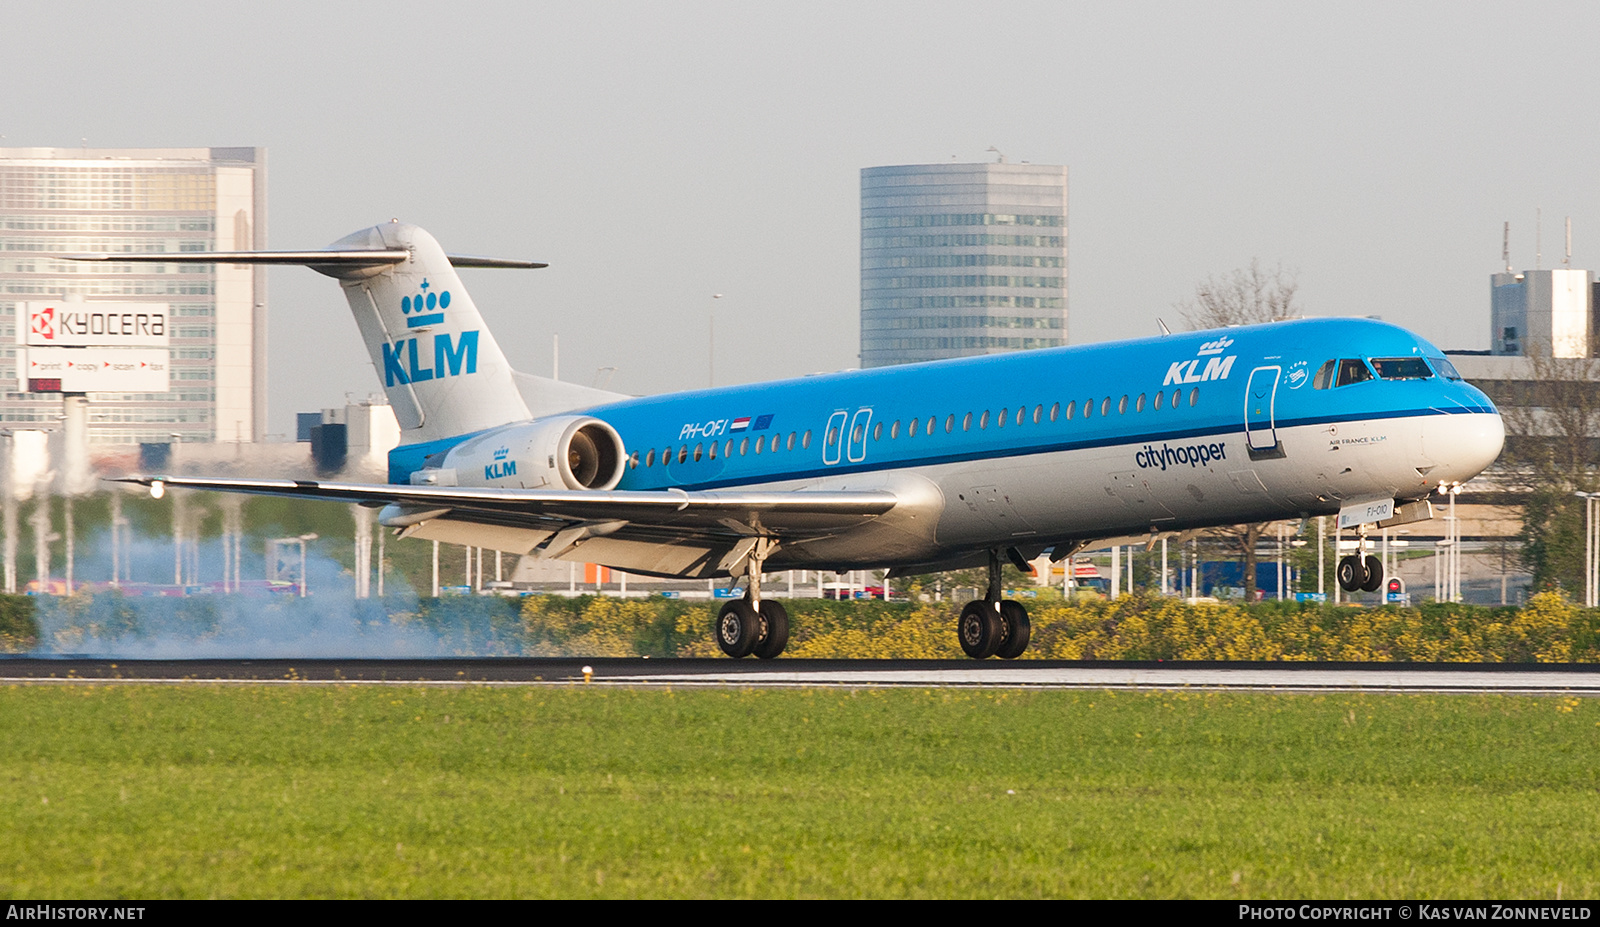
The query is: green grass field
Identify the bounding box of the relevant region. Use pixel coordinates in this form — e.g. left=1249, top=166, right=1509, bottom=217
left=1, top=684, right=1596, bottom=898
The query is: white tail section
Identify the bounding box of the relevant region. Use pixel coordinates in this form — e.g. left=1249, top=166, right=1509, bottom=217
left=325, top=223, right=531, bottom=442
left=60, top=221, right=615, bottom=443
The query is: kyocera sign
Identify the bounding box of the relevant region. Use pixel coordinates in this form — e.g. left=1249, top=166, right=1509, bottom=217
left=21, top=348, right=170, bottom=393
left=21, top=301, right=170, bottom=347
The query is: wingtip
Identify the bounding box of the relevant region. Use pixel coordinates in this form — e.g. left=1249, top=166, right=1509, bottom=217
left=445, top=254, right=549, bottom=269
left=107, top=474, right=153, bottom=484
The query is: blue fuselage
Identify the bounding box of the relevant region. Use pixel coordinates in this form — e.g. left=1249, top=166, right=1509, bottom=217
left=389, top=317, right=1504, bottom=570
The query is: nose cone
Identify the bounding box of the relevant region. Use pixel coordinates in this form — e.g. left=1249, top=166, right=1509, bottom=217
left=1423, top=411, right=1505, bottom=484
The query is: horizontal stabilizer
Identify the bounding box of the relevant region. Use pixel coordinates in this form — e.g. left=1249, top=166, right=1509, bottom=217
left=445, top=254, right=549, bottom=269
left=60, top=250, right=546, bottom=272
left=62, top=250, right=409, bottom=265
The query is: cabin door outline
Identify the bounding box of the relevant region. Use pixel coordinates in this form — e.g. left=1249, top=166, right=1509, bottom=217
left=822, top=410, right=848, bottom=465
left=1244, top=365, right=1286, bottom=460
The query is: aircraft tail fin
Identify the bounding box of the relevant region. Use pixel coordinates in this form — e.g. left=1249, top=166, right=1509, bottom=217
left=320, top=222, right=531, bottom=440
left=66, top=221, right=545, bottom=442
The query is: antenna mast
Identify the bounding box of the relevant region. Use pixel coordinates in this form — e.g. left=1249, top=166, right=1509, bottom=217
left=1503, top=221, right=1511, bottom=272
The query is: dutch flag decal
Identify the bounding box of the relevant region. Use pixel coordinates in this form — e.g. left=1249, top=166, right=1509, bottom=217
left=730, top=417, right=751, bottom=431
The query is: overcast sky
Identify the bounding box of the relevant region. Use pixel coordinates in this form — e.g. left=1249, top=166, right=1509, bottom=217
left=9, top=1, right=1600, bottom=436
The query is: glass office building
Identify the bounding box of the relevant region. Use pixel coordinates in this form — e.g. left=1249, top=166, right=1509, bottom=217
left=0, top=147, right=266, bottom=444
left=861, top=162, right=1067, bottom=368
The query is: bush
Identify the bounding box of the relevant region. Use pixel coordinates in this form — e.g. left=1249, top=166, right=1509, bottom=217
left=13, top=589, right=1600, bottom=662
left=0, top=595, right=37, bottom=652
left=797, top=592, right=1600, bottom=663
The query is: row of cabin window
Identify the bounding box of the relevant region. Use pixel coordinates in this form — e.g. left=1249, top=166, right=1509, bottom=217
left=627, top=386, right=1204, bottom=470
left=631, top=431, right=811, bottom=468
left=852, top=386, right=1204, bottom=443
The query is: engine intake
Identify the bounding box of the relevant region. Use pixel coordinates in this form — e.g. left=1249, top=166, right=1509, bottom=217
left=559, top=419, right=624, bottom=489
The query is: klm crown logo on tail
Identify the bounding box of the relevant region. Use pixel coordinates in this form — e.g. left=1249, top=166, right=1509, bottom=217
left=384, top=276, right=479, bottom=387
left=401, top=279, right=451, bottom=328
left=383, top=279, right=479, bottom=387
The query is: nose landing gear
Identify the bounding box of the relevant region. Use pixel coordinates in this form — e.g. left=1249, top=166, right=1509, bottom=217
left=1336, top=527, right=1385, bottom=593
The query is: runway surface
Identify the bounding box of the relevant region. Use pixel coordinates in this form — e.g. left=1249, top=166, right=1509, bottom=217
left=3, top=656, right=1599, bottom=693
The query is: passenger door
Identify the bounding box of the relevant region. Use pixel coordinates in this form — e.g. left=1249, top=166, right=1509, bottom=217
left=822, top=410, right=848, bottom=465
left=846, top=408, right=872, bottom=463
left=1244, top=365, right=1285, bottom=460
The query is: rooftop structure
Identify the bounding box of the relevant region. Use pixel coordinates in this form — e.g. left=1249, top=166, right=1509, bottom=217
left=1490, top=268, right=1595, bottom=358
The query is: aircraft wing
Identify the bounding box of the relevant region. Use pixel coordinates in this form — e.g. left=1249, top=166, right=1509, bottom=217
left=113, top=474, right=898, bottom=538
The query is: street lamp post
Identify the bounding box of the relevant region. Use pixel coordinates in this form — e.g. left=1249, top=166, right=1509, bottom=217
left=296, top=533, right=319, bottom=597
left=275, top=534, right=318, bottom=598
left=1276, top=522, right=1285, bottom=601
left=1591, top=494, right=1599, bottom=608
left=1591, top=494, right=1599, bottom=609
left=709, top=293, right=722, bottom=388
left=1317, top=516, right=1326, bottom=599
left=1441, top=481, right=1464, bottom=603
left=1575, top=492, right=1600, bottom=607
left=1290, top=536, right=1308, bottom=601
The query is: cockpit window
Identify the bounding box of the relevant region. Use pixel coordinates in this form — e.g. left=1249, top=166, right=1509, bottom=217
left=1312, top=360, right=1336, bottom=390
left=1334, top=358, right=1374, bottom=387
left=1371, top=357, right=1433, bottom=380
left=1428, top=356, right=1462, bottom=381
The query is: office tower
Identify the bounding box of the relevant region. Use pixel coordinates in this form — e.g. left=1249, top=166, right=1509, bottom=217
left=0, top=146, right=266, bottom=444
left=861, top=162, right=1067, bottom=367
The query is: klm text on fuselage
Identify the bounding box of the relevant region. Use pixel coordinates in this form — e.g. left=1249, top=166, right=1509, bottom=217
left=1163, top=354, right=1235, bottom=386
left=383, top=331, right=479, bottom=386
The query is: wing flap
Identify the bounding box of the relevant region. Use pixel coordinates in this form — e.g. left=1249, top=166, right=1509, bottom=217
left=114, top=474, right=899, bottom=537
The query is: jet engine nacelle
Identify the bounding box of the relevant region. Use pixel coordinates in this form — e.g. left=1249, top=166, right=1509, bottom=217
left=430, top=415, right=626, bottom=491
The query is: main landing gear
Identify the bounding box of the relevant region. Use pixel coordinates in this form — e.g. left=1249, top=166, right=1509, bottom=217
left=714, top=539, right=789, bottom=659
left=958, top=549, right=1032, bottom=660
left=715, top=596, right=789, bottom=659
left=1335, top=527, right=1385, bottom=594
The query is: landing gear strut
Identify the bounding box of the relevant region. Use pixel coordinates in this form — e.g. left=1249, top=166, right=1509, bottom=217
left=1335, top=527, right=1385, bottom=594
left=958, top=549, right=1031, bottom=660
left=713, top=539, right=789, bottom=659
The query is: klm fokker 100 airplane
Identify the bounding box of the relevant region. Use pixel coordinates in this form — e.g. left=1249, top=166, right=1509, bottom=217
left=68, top=222, right=1505, bottom=660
